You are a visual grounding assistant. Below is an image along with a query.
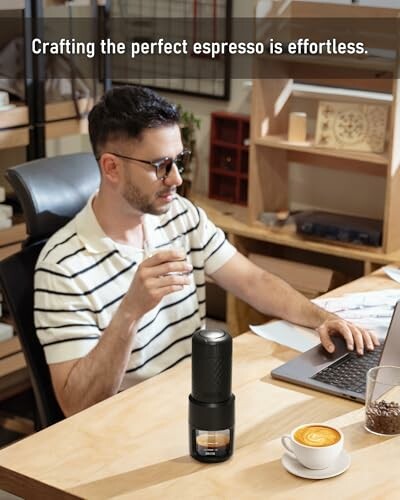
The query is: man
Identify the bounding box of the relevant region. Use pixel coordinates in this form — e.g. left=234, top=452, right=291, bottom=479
left=34, top=86, right=379, bottom=417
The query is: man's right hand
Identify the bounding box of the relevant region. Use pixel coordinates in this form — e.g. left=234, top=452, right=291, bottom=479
left=121, top=249, right=193, bottom=320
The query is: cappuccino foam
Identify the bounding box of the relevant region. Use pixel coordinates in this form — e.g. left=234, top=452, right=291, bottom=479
left=294, top=425, right=341, bottom=447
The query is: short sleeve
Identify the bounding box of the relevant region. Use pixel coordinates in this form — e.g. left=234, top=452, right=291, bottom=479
left=192, top=204, right=236, bottom=275
left=34, top=262, right=100, bottom=364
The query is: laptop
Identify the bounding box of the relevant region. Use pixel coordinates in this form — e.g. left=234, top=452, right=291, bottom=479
left=271, top=301, right=400, bottom=403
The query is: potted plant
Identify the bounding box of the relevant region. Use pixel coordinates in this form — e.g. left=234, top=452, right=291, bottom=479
left=177, top=105, right=201, bottom=197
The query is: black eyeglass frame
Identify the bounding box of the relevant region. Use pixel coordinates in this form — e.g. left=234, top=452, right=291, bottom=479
left=102, top=149, right=191, bottom=180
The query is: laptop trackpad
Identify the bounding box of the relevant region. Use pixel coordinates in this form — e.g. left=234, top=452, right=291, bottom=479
left=306, top=336, right=350, bottom=373
left=272, top=336, right=350, bottom=381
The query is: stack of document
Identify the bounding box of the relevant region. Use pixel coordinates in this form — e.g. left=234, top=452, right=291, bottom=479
left=0, top=292, right=12, bottom=342
left=314, top=289, right=400, bottom=336
left=0, top=186, right=12, bottom=230
left=250, top=288, right=400, bottom=352
left=0, top=185, right=15, bottom=342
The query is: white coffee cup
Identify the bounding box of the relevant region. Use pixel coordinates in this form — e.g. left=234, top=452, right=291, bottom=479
left=281, top=423, right=343, bottom=470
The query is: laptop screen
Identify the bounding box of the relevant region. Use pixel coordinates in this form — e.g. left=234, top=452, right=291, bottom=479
left=379, top=301, right=400, bottom=367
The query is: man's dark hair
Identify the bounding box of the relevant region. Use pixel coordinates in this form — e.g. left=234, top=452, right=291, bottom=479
left=88, top=85, right=180, bottom=159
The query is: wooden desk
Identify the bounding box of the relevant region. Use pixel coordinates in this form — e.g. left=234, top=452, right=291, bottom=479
left=0, top=269, right=399, bottom=499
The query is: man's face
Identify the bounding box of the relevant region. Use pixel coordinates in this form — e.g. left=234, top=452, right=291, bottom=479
left=116, top=124, right=184, bottom=216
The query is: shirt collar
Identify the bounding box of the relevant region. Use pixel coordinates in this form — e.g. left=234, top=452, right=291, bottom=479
left=75, top=194, right=115, bottom=254
left=75, top=194, right=164, bottom=259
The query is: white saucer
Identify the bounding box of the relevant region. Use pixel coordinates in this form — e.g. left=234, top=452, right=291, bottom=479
left=281, top=450, right=351, bottom=480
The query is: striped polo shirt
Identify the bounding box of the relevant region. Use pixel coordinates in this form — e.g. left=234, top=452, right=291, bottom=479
left=34, top=195, right=236, bottom=388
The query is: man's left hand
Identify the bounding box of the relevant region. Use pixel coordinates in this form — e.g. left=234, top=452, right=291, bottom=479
left=316, top=316, right=380, bottom=355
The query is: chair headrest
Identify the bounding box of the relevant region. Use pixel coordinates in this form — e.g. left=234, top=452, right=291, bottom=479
left=7, top=153, right=100, bottom=242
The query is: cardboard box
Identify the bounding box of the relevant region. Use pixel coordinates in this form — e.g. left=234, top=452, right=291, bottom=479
left=248, top=253, right=345, bottom=298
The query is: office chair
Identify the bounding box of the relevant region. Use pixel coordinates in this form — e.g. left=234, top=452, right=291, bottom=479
left=0, top=153, right=100, bottom=429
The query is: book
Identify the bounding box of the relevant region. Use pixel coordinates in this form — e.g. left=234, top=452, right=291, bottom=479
left=0, top=204, right=13, bottom=220
left=0, top=323, right=13, bottom=341
left=0, top=224, right=26, bottom=247
left=0, top=219, right=12, bottom=231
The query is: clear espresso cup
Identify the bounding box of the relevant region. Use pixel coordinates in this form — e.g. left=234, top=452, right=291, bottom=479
left=145, top=234, right=189, bottom=275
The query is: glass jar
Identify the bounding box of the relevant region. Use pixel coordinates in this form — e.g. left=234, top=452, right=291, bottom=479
left=365, top=365, right=400, bottom=436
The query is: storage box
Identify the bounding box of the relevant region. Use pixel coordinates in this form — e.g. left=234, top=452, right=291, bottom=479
left=248, top=253, right=345, bottom=298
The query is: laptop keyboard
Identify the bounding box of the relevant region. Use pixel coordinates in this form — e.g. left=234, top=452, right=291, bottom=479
left=312, top=344, right=383, bottom=394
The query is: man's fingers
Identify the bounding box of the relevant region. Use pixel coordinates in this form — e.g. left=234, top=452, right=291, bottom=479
left=332, top=320, right=355, bottom=351
left=317, top=327, right=336, bottom=353
left=158, top=274, right=191, bottom=287
left=140, top=251, right=192, bottom=278
left=144, top=249, right=186, bottom=266
left=153, top=260, right=192, bottom=277
left=359, top=327, right=374, bottom=351
left=359, top=327, right=380, bottom=350
left=370, top=330, right=381, bottom=346
left=147, top=274, right=190, bottom=290
left=317, top=319, right=355, bottom=353
left=318, top=318, right=380, bottom=355
left=348, top=324, right=365, bottom=355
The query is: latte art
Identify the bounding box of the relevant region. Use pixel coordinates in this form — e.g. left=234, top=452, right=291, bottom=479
left=294, top=425, right=341, bottom=447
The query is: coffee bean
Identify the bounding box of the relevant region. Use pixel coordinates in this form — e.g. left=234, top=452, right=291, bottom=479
left=366, top=399, right=400, bottom=434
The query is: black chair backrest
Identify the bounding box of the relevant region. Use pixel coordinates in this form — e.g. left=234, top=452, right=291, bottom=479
left=1, top=153, right=100, bottom=428
left=7, top=152, right=100, bottom=244
left=0, top=241, right=65, bottom=428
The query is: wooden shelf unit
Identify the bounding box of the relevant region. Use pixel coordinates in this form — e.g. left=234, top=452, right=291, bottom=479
left=192, top=194, right=400, bottom=335
left=209, top=111, right=250, bottom=205
left=38, top=1, right=109, bottom=152
left=0, top=0, right=30, bottom=262
left=44, top=97, right=93, bottom=140
left=0, top=1, right=25, bottom=9
left=254, top=135, right=389, bottom=166
left=0, top=105, right=30, bottom=151
left=192, top=194, right=400, bottom=269
left=249, top=0, right=400, bottom=255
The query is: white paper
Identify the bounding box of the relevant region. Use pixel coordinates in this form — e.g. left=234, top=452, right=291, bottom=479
left=313, top=289, right=400, bottom=313
left=251, top=289, right=400, bottom=352
left=250, top=321, right=320, bottom=353
left=383, top=266, right=400, bottom=285
left=313, top=288, right=400, bottom=339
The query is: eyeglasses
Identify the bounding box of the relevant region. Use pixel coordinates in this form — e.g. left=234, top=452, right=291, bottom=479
left=107, top=149, right=191, bottom=180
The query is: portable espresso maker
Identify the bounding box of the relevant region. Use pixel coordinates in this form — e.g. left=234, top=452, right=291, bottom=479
left=189, top=329, right=235, bottom=463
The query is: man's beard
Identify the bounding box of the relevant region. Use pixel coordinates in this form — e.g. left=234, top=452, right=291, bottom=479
left=122, top=177, right=174, bottom=215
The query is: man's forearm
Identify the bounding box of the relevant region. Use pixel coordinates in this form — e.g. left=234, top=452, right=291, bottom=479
left=242, top=269, right=333, bottom=329
left=59, top=305, right=138, bottom=415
